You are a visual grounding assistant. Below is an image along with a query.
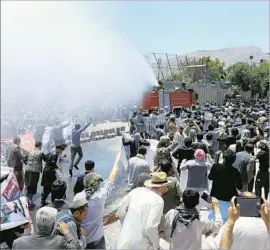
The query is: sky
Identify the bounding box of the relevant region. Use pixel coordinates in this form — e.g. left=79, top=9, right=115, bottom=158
left=74, top=1, right=269, bottom=55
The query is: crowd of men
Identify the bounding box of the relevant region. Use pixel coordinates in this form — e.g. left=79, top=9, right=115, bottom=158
left=1, top=97, right=270, bottom=250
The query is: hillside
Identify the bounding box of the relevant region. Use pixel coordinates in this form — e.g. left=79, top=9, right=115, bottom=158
left=149, top=46, right=269, bottom=79
left=180, top=46, right=269, bottom=67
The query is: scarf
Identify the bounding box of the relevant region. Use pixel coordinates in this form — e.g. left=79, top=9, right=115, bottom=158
left=170, top=205, right=200, bottom=237
left=85, top=187, right=98, bottom=200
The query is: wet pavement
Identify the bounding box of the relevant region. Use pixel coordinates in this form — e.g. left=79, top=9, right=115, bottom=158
left=30, top=137, right=123, bottom=226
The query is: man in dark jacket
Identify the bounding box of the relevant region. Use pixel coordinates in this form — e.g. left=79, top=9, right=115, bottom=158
left=208, top=149, right=242, bottom=202
left=41, top=145, right=64, bottom=206
left=7, top=136, right=25, bottom=191
left=172, top=137, right=195, bottom=174
left=255, top=140, right=269, bottom=199
left=73, top=160, right=95, bottom=195
left=218, top=127, right=239, bottom=149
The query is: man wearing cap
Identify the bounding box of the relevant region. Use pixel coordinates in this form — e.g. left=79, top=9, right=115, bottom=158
left=54, top=198, right=89, bottom=249
left=116, top=172, right=170, bottom=249
left=74, top=168, right=117, bottom=249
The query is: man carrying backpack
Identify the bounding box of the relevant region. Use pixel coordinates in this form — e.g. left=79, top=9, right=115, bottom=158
left=54, top=197, right=89, bottom=249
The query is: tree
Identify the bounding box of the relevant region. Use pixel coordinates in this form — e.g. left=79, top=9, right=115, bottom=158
left=252, top=61, right=270, bottom=96
left=227, top=61, right=269, bottom=96
left=227, top=62, right=252, bottom=91
left=202, top=56, right=226, bottom=82
left=167, top=56, right=226, bottom=83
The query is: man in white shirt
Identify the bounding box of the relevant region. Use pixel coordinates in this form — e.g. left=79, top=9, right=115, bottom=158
left=213, top=192, right=270, bottom=250
left=173, top=125, right=185, bottom=149
left=127, top=146, right=150, bottom=191
left=116, top=172, right=171, bottom=250
left=159, top=188, right=223, bottom=250
left=74, top=162, right=118, bottom=249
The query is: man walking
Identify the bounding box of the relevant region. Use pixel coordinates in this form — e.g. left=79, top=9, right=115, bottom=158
left=69, top=120, right=92, bottom=177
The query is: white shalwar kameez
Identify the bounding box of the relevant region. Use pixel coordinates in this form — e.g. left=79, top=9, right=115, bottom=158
left=115, top=187, right=164, bottom=250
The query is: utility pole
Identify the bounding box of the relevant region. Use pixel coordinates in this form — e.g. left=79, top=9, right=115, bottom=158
left=249, top=55, right=254, bottom=97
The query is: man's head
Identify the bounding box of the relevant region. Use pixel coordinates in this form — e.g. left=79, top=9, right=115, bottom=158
left=231, top=127, right=239, bottom=137
left=184, top=137, right=193, bottom=148
left=85, top=160, right=95, bottom=172
left=83, top=173, right=103, bottom=193
left=159, top=123, right=165, bottom=130
left=60, top=143, right=68, bottom=151
left=206, top=132, right=213, bottom=141
left=36, top=207, right=58, bottom=235
left=144, top=172, right=171, bottom=196
left=208, top=124, right=214, bottom=131
left=51, top=180, right=67, bottom=202
left=258, top=140, right=269, bottom=150
left=35, top=141, right=42, bottom=149
left=183, top=189, right=200, bottom=209
left=159, top=136, right=171, bottom=148
left=134, top=133, right=141, bottom=142
left=194, top=149, right=206, bottom=161
left=179, top=125, right=184, bottom=133
left=244, top=144, right=254, bottom=154
left=160, top=160, right=173, bottom=175
left=197, top=132, right=203, bottom=141
left=223, top=149, right=236, bottom=165
left=70, top=198, right=89, bottom=223
left=137, top=146, right=147, bottom=156
left=13, top=136, right=21, bottom=146
left=55, top=145, right=63, bottom=154
left=75, top=124, right=81, bottom=130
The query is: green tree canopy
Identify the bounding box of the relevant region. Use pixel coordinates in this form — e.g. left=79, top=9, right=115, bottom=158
left=167, top=56, right=226, bottom=83
left=227, top=62, right=252, bottom=91
left=227, top=61, right=269, bottom=96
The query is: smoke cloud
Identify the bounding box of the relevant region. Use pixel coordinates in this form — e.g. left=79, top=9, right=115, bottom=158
left=1, top=1, right=157, bottom=113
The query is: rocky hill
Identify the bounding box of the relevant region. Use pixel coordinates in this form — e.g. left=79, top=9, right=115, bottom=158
left=149, top=46, right=269, bottom=79
left=180, top=46, right=269, bottom=67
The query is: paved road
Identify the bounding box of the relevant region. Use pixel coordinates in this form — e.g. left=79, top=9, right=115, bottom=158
left=28, top=138, right=267, bottom=249
left=30, top=137, right=123, bottom=226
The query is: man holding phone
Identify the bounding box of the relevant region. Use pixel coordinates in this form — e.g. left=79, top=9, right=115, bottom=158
left=214, top=192, right=270, bottom=249
left=219, top=196, right=269, bottom=249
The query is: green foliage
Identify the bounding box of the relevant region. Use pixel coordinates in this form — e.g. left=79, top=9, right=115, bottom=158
left=227, top=62, right=252, bottom=91
left=227, top=61, right=269, bottom=96
left=167, top=56, right=226, bottom=83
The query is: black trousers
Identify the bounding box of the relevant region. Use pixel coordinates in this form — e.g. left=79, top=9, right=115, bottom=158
left=70, top=146, right=83, bottom=169
left=255, top=171, right=269, bottom=199
left=41, top=186, right=52, bottom=204
left=85, top=236, right=106, bottom=249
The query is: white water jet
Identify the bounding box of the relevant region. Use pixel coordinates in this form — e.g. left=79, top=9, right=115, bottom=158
left=1, top=1, right=157, bottom=113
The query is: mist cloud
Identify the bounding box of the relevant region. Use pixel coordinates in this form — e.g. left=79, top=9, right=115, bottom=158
left=1, top=1, right=157, bottom=112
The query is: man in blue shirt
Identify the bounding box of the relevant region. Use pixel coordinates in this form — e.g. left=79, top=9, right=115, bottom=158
left=69, top=120, right=91, bottom=177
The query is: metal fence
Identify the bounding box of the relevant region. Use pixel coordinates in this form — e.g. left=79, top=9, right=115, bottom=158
left=162, top=82, right=232, bottom=105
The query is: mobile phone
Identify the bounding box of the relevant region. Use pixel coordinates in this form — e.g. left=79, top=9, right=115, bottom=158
left=235, top=197, right=261, bottom=217
left=201, top=191, right=212, bottom=204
